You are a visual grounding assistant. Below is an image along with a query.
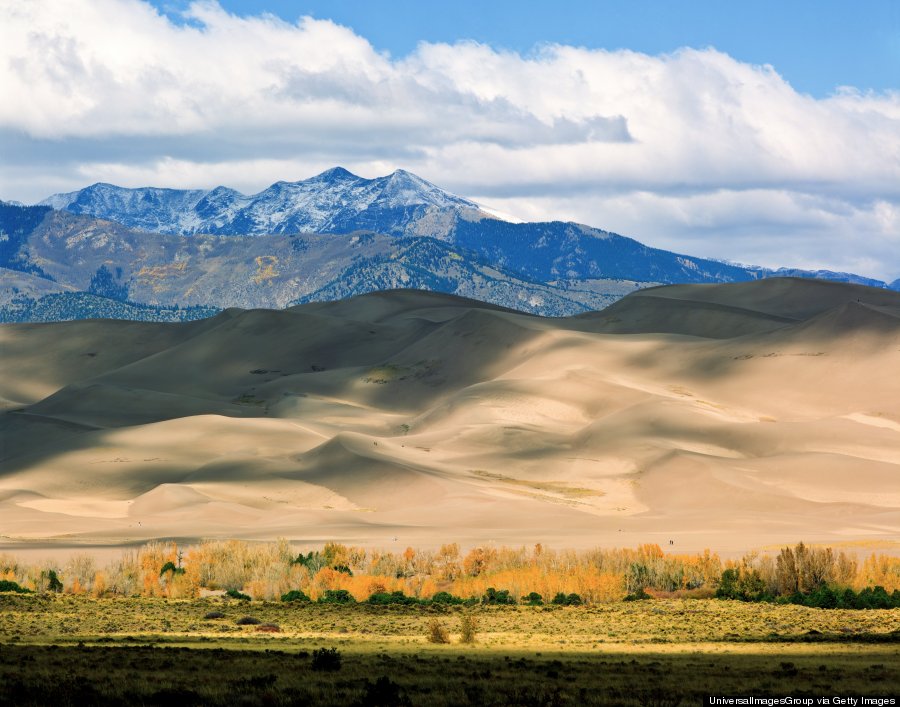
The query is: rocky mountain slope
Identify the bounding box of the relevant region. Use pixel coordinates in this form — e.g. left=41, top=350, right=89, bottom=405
left=0, top=202, right=646, bottom=318
left=41, top=167, right=484, bottom=238
left=0, top=168, right=894, bottom=321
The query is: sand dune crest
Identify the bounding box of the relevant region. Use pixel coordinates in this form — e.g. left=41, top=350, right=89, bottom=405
left=1, top=279, right=898, bottom=554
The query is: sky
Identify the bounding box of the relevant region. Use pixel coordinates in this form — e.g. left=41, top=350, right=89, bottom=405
left=1, top=0, right=899, bottom=280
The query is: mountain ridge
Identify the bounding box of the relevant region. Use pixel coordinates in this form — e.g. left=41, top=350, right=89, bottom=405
left=36, top=169, right=897, bottom=292
left=40, top=167, right=486, bottom=239
left=0, top=167, right=895, bottom=323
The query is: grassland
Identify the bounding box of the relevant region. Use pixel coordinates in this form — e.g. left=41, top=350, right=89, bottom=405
left=1, top=594, right=898, bottom=705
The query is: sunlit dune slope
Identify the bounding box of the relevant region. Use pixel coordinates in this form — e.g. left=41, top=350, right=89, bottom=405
left=1, top=278, right=898, bottom=553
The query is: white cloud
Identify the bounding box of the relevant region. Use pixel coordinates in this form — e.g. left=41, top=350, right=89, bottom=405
left=478, top=190, right=900, bottom=277
left=1, top=0, right=898, bottom=279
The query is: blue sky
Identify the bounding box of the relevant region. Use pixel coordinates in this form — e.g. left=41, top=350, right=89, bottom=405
left=153, top=0, right=900, bottom=97
left=2, top=1, right=899, bottom=279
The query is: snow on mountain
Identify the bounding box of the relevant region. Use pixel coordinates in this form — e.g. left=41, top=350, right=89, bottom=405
left=40, top=168, right=486, bottom=237
left=13, top=170, right=894, bottom=322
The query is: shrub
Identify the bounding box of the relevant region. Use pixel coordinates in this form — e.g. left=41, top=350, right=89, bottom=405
left=869, top=586, right=894, bottom=610
left=787, top=590, right=808, bottom=606
left=427, top=618, right=450, bottom=644
left=840, top=587, right=858, bottom=609
left=311, top=647, right=342, bottom=672
left=281, top=589, right=311, bottom=603
left=203, top=611, right=225, bottom=619
left=715, top=568, right=740, bottom=600
left=357, top=676, right=411, bottom=707
left=854, top=586, right=894, bottom=610
left=47, top=569, right=63, bottom=593
left=625, top=562, right=651, bottom=595
left=481, top=587, right=515, bottom=605
left=623, top=588, right=652, bottom=601
left=459, top=613, right=478, bottom=644
left=565, top=593, right=583, bottom=606
left=159, top=561, right=185, bottom=577
left=319, top=589, right=355, bottom=604
left=523, top=592, right=543, bottom=606
left=714, top=574, right=900, bottom=610
left=256, top=623, right=281, bottom=633
left=550, top=592, right=582, bottom=606
left=293, top=551, right=326, bottom=573
left=807, top=585, right=838, bottom=609
left=430, top=591, right=465, bottom=605
left=226, top=589, right=251, bottom=601
left=0, top=580, right=31, bottom=594
left=715, top=568, right=768, bottom=602
left=368, top=590, right=419, bottom=605
left=236, top=616, right=261, bottom=626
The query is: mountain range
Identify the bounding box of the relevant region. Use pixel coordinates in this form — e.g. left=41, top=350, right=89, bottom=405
left=0, top=168, right=895, bottom=321
left=41, top=167, right=481, bottom=238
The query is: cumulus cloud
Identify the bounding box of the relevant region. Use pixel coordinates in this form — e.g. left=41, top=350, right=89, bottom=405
left=1, top=0, right=898, bottom=278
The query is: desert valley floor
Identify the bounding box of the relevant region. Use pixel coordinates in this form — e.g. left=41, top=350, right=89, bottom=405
left=1, top=277, right=899, bottom=555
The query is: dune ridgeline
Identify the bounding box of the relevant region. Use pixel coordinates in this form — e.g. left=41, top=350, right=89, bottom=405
left=1, top=277, right=898, bottom=555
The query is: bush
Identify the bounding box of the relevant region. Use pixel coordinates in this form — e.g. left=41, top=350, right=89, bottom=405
left=807, top=585, right=838, bottom=609
left=430, top=591, right=466, bottom=605
left=843, top=585, right=896, bottom=610
left=715, top=568, right=768, bottom=602
left=281, top=589, right=311, bottom=603
left=256, top=623, right=281, bottom=633
left=550, top=592, right=582, bottom=606
left=427, top=618, right=450, bottom=644
left=311, top=647, right=342, bottom=672
left=226, top=589, right=251, bottom=601
left=625, top=562, right=651, bottom=595
left=235, top=616, right=261, bottom=626
left=368, top=590, right=419, bottom=606
left=293, top=551, right=326, bottom=572
left=717, top=581, right=900, bottom=610
left=159, top=561, right=185, bottom=577
left=715, top=568, right=740, bottom=600
left=356, top=676, right=411, bottom=707
left=319, top=589, right=356, bottom=604
left=203, top=611, right=225, bottom=619
left=623, top=588, right=652, bottom=601
left=459, top=613, right=478, bottom=644
left=523, top=592, right=543, bottom=606
left=481, top=587, right=515, bottom=605
left=0, top=580, right=31, bottom=594
left=565, top=593, right=583, bottom=606
left=47, top=570, right=63, bottom=593
left=840, top=587, right=858, bottom=609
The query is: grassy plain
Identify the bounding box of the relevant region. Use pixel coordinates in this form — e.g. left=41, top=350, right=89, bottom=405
left=1, top=594, right=898, bottom=705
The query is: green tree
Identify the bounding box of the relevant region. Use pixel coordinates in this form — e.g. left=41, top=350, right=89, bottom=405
left=47, top=569, right=63, bottom=593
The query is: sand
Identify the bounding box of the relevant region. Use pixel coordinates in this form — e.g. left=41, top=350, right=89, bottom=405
left=1, top=278, right=898, bottom=557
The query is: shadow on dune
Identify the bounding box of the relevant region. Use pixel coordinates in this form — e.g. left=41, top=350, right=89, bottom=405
left=0, top=290, right=548, bottom=476
left=2, top=278, right=899, bottom=543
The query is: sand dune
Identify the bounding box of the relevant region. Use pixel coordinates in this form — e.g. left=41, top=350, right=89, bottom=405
left=1, top=278, right=898, bottom=555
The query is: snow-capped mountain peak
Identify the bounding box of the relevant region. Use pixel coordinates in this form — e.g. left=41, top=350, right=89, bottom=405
left=39, top=168, right=488, bottom=237
left=311, top=166, right=359, bottom=182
